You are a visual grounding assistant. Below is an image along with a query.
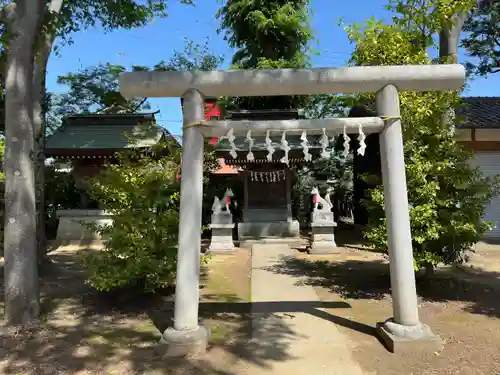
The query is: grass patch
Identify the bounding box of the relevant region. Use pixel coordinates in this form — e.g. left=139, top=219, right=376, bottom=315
left=208, top=322, right=234, bottom=345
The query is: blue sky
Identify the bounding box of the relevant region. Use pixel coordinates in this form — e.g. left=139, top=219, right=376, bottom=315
left=46, top=0, right=500, bottom=138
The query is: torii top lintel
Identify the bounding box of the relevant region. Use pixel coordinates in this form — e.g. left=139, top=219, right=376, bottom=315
left=119, top=64, right=465, bottom=99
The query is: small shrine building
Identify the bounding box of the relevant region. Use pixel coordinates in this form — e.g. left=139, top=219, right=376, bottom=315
left=44, top=112, right=173, bottom=240
left=44, top=102, right=338, bottom=242
left=209, top=107, right=326, bottom=241
left=45, top=112, right=171, bottom=207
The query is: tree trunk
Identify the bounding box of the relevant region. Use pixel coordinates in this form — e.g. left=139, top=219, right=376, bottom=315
left=32, top=0, right=63, bottom=263
left=33, top=72, right=46, bottom=263
left=33, top=41, right=51, bottom=263
left=3, top=1, right=45, bottom=326
left=438, top=17, right=465, bottom=64
left=438, top=2, right=482, bottom=133
left=424, top=262, right=435, bottom=279
left=439, top=15, right=466, bottom=134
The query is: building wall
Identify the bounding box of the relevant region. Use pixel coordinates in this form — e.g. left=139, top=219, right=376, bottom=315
left=456, top=129, right=500, bottom=152
left=72, top=160, right=106, bottom=190
left=456, top=129, right=500, bottom=240
left=475, top=129, right=500, bottom=142
left=469, top=152, right=500, bottom=240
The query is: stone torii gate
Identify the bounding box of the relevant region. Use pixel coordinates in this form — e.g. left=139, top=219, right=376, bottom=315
left=119, top=64, right=465, bottom=356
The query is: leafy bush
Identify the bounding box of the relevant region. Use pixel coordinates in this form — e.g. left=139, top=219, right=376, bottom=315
left=82, top=132, right=211, bottom=293
left=347, top=20, right=500, bottom=271
left=0, top=138, right=3, bottom=257
left=363, top=123, right=500, bottom=270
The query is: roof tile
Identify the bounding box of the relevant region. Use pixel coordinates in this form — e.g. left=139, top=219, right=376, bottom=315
left=456, top=97, right=500, bottom=129
left=45, top=113, right=165, bottom=151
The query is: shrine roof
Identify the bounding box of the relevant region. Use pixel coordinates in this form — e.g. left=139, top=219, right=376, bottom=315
left=348, top=96, right=500, bottom=129
left=45, top=112, right=175, bottom=158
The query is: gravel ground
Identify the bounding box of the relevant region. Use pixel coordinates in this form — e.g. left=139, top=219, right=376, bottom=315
left=277, top=244, right=500, bottom=375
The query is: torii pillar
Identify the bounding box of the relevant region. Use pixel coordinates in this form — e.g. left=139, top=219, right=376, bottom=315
left=119, top=64, right=465, bottom=357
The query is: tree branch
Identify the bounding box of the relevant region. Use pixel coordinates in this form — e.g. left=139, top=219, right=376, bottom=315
left=132, top=97, right=148, bottom=112
left=0, top=3, right=17, bottom=26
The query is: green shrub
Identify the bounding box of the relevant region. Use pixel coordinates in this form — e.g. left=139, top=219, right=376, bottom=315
left=347, top=20, right=500, bottom=271
left=82, top=135, right=210, bottom=293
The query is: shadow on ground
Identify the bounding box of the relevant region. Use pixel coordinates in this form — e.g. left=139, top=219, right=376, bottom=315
left=0, top=251, right=241, bottom=374
left=0, top=249, right=360, bottom=374
left=4, top=242, right=500, bottom=374
left=150, top=298, right=359, bottom=370
left=268, top=255, right=500, bottom=319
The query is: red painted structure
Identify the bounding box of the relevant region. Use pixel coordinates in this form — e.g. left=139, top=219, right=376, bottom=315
left=203, top=98, right=240, bottom=175
left=204, top=97, right=222, bottom=121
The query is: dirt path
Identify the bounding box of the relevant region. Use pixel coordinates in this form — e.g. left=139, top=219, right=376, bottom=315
left=237, top=244, right=367, bottom=375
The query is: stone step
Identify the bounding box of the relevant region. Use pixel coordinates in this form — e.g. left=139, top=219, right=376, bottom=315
left=238, top=237, right=307, bottom=249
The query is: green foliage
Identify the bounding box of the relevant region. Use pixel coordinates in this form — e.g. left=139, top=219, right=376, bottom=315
left=153, top=38, right=224, bottom=72
left=81, top=128, right=194, bottom=292
left=48, top=39, right=224, bottom=133
left=50, top=63, right=151, bottom=120
left=462, top=0, right=500, bottom=75
left=0, top=137, right=4, bottom=182
left=217, top=0, right=312, bottom=67
left=291, top=166, right=315, bottom=225
left=0, top=137, right=3, bottom=255
left=216, top=0, right=312, bottom=110
left=80, top=123, right=217, bottom=293
left=347, top=19, right=500, bottom=270
left=386, top=0, right=475, bottom=44
left=44, top=163, right=80, bottom=209
left=303, top=94, right=348, bottom=120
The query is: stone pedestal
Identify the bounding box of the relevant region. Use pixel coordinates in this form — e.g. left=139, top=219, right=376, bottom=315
left=209, top=223, right=235, bottom=252
left=56, top=209, right=113, bottom=241
left=209, top=212, right=235, bottom=253
left=238, top=208, right=300, bottom=240
left=211, top=211, right=233, bottom=225
left=310, top=211, right=337, bottom=254
left=376, top=318, right=443, bottom=354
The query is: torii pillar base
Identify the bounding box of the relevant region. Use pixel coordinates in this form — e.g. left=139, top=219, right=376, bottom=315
left=157, top=325, right=210, bottom=358
left=376, top=318, right=443, bottom=354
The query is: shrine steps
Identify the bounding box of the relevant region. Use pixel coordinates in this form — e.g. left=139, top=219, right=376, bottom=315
left=237, top=237, right=306, bottom=249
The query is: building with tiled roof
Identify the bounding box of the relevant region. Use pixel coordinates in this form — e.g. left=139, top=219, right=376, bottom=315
left=45, top=112, right=177, bottom=210
left=454, top=97, right=500, bottom=150
left=45, top=112, right=172, bottom=159
left=456, top=97, right=500, bottom=129
left=453, top=97, right=500, bottom=241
